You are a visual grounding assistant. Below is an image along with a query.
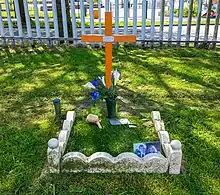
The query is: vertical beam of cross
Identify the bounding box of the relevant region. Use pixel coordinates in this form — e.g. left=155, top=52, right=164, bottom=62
left=105, top=12, right=112, bottom=88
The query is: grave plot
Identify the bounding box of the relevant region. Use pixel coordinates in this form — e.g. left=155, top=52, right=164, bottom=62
left=47, top=110, right=182, bottom=174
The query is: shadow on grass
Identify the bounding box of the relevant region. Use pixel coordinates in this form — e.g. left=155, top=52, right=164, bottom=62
left=0, top=46, right=220, bottom=194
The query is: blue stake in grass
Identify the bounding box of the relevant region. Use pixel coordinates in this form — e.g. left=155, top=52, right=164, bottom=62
left=52, top=98, right=61, bottom=116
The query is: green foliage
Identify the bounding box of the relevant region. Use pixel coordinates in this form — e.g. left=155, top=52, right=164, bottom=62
left=0, top=46, right=220, bottom=194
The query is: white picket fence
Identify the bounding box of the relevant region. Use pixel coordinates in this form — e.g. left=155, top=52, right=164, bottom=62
left=0, top=0, right=220, bottom=47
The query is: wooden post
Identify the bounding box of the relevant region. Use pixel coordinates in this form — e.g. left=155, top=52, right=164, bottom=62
left=186, top=0, right=193, bottom=47
left=204, top=0, right=212, bottom=47
left=89, top=0, right=94, bottom=34
left=194, top=0, right=203, bottom=48
left=115, top=0, right=119, bottom=34
left=70, top=0, right=77, bottom=40
left=33, top=0, right=41, bottom=39
left=0, top=4, right=5, bottom=46
left=133, top=0, right=137, bottom=35
left=159, top=0, right=165, bottom=46
left=150, top=0, right=156, bottom=47
left=5, top=0, right=14, bottom=37
left=168, top=0, right=174, bottom=46
left=61, top=0, right=68, bottom=40
left=212, top=0, right=220, bottom=49
left=52, top=0, right=59, bottom=39
left=124, top=0, right=128, bottom=34
left=80, top=0, right=85, bottom=34
left=177, top=0, right=184, bottom=47
left=141, top=0, right=147, bottom=45
left=105, top=12, right=113, bottom=88
left=14, top=0, right=23, bottom=38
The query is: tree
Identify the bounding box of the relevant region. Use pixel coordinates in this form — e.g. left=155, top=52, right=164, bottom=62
left=56, top=0, right=72, bottom=38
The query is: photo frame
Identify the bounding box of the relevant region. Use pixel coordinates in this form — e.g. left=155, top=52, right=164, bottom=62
left=133, top=141, right=161, bottom=158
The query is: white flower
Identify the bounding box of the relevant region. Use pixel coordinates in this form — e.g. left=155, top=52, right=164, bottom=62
left=98, top=76, right=106, bottom=86
left=113, top=69, right=120, bottom=85
left=83, top=82, right=96, bottom=89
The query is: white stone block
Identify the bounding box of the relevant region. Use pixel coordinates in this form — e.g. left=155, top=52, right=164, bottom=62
left=59, top=141, right=67, bottom=155
left=58, top=130, right=68, bottom=144
left=66, top=111, right=76, bottom=122
left=154, top=120, right=165, bottom=132
left=168, top=140, right=182, bottom=174
left=158, top=131, right=170, bottom=144
left=151, top=111, right=161, bottom=121
left=62, top=120, right=73, bottom=131
left=47, top=140, right=61, bottom=173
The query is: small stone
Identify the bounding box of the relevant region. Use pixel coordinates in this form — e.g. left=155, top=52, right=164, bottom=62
left=48, top=138, right=58, bottom=149
left=142, top=121, right=153, bottom=127
left=171, top=140, right=181, bottom=150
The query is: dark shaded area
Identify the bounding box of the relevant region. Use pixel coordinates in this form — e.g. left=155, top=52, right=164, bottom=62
left=0, top=46, right=220, bottom=194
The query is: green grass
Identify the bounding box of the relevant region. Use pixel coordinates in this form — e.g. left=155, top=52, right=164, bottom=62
left=0, top=46, right=220, bottom=194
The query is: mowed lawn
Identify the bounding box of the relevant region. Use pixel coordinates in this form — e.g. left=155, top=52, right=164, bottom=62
left=0, top=46, right=220, bottom=194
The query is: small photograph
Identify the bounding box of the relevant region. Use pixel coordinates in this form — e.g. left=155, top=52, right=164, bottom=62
left=134, top=141, right=161, bottom=158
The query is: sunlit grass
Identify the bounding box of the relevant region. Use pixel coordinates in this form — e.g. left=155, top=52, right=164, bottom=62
left=0, top=46, right=220, bottom=194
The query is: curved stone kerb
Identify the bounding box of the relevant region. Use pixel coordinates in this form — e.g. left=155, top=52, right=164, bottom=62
left=62, top=152, right=168, bottom=164
left=62, top=152, right=87, bottom=163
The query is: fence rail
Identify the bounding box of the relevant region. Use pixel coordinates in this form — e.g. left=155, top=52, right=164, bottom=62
left=0, top=0, right=220, bottom=47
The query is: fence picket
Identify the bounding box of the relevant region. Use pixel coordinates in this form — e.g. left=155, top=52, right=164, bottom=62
left=204, top=0, right=212, bottom=45
left=23, top=0, right=32, bottom=44
left=80, top=0, right=85, bottom=34
left=98, top=0, right=102, bottom=35
left=177, top=0, right=184, bottom=47
left=194, top=0, right=202, bottom=48
left=168, top=0, right=174, bottom=45
left=42, top=0, right=50, bottom=39
left=133, top=0, right=137, bottom=35
left=105, top=0, right=109, bottom=11
left=115, top=0, right=119, bottom=34
left=5, top=0, right=14, bottom=37
left=0, top=5, right=5, bottom=36
left=70, top=0, right=77, bottom=39
left=124, top=0, right=128, bottom=34
left=98, top=0, right=102, bottom=47
left=150, top=0, right=156, bottom=45
left=141, top=0, right=147, bottom=43
left=52, top=0, right=59, bottom=38
left=89, top=0, right=94, bottom=33
left=33, top=0, right=41, bottom=39
left=61, top=0, right=68, bottom=40
left=14, top=0, right=23, bottom=37
left=0, top=0, right=220, bottom=47
left=212, top=0, right=220, bottom=48
left=159, top=0, right=165, bottom=44
left=186, top=0, right=193, bottom=47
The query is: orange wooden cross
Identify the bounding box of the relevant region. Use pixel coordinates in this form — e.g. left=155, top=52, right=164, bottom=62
left=81, top=12, right=136, bottom=88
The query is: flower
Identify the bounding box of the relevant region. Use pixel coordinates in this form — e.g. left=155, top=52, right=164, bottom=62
left=91, top=79, right=100, bottom=86
left=98, top=76, right=106, bottom=86
left=113, top=69, right=120, bottom=85
left=83, top=82, right=96, bottom=89
left=91, top=91, right=99, bottom=100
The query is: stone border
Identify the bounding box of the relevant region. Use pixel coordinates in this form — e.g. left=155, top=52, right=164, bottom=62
left=47, top=111, right=182, bottom=174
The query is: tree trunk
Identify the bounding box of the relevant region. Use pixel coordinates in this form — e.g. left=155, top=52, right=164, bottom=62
left=56, top=0, right=72, bottom=38
left=18, top=0, right=25, bottom=25
left=56, top=0, right=63, bottom=37
left=65, top=0, right=72, bottom=37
